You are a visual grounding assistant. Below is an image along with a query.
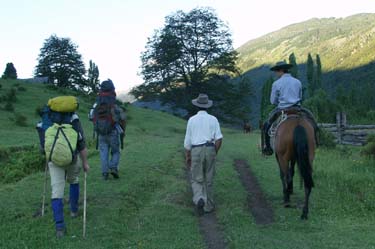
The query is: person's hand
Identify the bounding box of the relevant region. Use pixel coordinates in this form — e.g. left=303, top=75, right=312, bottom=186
left=83, top=162, right=90, bottom=172
left=186, top=157, right=192, bottom=169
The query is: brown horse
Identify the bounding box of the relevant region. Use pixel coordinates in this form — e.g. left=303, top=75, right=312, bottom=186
left=274, top=114, right=315, bottom=219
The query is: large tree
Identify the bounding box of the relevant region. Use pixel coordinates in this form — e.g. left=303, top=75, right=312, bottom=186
left=288, top=53, right=298, bottom=79
left=87, top=60, right=100, bottom=94
left=134, top=7, right=240, bottom=113
left=2, top=62, right=17, bottom=79
left=306, top=53, right=315, bottom=97
left=35, top=35, right=86, bottom=90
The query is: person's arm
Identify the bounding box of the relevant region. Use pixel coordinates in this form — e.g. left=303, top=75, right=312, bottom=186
left=185, top=149, right=191, bottom=168
left=270, top=83, right=279, bottom=105
left=184, top=120, right=192, bottom=168
left=215, top=138, right=222, bottom=154
left=79, top=148, right=90, bottom=172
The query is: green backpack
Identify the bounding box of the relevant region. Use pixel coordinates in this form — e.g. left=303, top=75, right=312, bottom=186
left=44, top=123, right=78, bottom=167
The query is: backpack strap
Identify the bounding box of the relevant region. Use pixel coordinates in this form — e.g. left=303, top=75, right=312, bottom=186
left=49, top=126, right=61, bottom=163
left=60, top=126, right=75, bottom=163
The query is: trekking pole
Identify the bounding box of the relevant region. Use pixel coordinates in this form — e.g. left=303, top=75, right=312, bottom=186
left=41, top=160, right=48, bottom=217
left=83, top=171, right=87, bottom=238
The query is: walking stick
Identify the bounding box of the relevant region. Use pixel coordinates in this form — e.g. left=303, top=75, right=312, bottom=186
left=41, top=160, right=48, bottom=217
left=83, top=171, right=87, bottom=238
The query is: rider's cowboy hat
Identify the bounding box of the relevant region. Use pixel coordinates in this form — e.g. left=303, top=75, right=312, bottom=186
left=192, top=93, right=213, bottom=108
left=270, top=61, right=293, bottom=71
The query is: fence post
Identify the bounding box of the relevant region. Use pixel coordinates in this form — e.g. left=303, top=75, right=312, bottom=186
left=336, top=112, right=347, bottom=144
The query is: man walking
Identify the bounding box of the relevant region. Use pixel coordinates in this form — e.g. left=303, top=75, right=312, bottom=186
left=184, top=93, right=223, bottom=216
left=91, top=79, right=126, bottom=180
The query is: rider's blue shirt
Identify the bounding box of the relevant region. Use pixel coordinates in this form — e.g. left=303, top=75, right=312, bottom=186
left=270, top=73, right=302, bottom=109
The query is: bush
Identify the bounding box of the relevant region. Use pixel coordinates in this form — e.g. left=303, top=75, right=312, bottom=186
left=35, top=106, right=44, bottom=116
left=12, top=113, right=28, bottom=126
left=361, top=134, right=375, bottom=158
left=4, top=88, right=17, bottom=102
left=318, top=128, right=336, bottom=148
left=0, top=83, right=2, bottom=89
left=4, top=102, right=14, bottom=112
left=17, top=86, right=26, bottom=91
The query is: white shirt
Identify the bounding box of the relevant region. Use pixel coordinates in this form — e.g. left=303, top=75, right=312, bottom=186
left=270, top=73, right=302, bottom=109
left=184, top=111, right=223, bottom=150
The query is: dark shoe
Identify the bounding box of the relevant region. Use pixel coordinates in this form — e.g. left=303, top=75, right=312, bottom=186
left=56, top=227, right=66, bottom=239
left=102, top=173, right=109, bottom=180
left=262, top=147, right=273, bottom=156
left=110, top=169, right=119, bottom=179
left=196, top=198, right=205, bottom=216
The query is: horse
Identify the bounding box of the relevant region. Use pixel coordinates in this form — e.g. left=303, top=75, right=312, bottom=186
left=272, top=112, right=316, bottom=219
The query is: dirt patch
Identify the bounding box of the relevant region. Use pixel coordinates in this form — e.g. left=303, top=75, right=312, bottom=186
left=234, top=159, right=274, bottom=225
left=184, top=166, right=227, bottom=249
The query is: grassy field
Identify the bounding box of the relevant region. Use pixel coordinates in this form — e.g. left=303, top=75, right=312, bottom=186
left=0, top=79, right=374, bottom=248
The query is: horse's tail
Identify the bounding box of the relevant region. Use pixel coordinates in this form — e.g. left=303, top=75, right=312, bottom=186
left=293, top=125, right=314, bottom=188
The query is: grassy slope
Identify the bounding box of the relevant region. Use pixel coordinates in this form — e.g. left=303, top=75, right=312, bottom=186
left=0, top=80, right=374, bottom=248
left=237, top=13, right=375, bottom=72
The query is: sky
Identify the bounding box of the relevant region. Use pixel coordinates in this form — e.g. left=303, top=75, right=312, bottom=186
left=1, top=0, right=375, bottom=92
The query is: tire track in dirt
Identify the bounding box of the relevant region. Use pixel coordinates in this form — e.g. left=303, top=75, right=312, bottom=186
left=184, top=166, right=227, bottom=249
left=234, top=159, right=274, bottom=225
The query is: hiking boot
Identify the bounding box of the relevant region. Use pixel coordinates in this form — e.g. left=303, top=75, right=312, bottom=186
left=196, top=198, right=205, bottom=217
left=56, top=227, right=66, bottom=239
left=262, top=147, right=273, bottom=156
left=110, top=169, right=119, bottom=179
left=102, top=173, right=109, bottom=180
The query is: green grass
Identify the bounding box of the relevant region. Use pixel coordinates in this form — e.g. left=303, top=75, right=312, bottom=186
left=0, top=79, right=374, bottom=248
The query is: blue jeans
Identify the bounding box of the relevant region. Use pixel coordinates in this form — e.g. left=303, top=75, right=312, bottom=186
left=99, top=129, right=120, bottom=173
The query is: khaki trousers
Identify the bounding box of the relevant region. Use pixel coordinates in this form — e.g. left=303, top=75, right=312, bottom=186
left=49, top=157, right=81, bottom=199
left=190, top=146, right=216, bottom=212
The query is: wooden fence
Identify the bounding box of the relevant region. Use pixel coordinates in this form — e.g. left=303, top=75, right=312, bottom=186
left=318, top=112, right=375, bottom=146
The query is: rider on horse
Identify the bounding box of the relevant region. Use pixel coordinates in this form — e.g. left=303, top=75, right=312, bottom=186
left=262, top=61, right=317, bottom=156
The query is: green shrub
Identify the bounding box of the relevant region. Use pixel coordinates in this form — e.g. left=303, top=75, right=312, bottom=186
left=4, top=88, right=17, bottom=102
left=318, top=128, right=336, bottom=148
left=4, top=102, right=14, bottom=112
left=17, top=86, right=26, bottom=92
left=0, top=83, right=2, bottom=89
left=14, top=83, right=20, bottom=87
left=11, top=113, right=28, bottom=126
left=35, top=106, right=43, bottom=117
left=361, top=134, right=375, bottom=158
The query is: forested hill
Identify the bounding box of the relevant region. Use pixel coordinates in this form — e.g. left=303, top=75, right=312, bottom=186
left=236, top=13, right=375, bottom=122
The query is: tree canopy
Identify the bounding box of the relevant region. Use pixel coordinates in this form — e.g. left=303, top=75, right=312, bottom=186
left=87, top=60, right=100, bottom=94
left=35, top=35, right=86, bottom=90
left=133, top=7, right=243, bottom=116
left=2, top=63, right=17, bottom=79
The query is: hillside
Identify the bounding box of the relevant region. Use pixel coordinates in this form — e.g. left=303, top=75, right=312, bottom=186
left=236, top=13, right=375, bottom=122
left=0, top=79, right=375, bottom=248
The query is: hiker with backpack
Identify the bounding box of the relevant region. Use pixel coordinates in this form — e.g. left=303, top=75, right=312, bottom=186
left=89, top=79, right=126, bottom=180
left=36, top=96, right=90, bottom=238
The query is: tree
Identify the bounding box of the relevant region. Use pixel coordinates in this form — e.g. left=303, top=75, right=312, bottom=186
left=134, top=7, right=239, bottom=113
left=306, top=53, right=315, bottom=97
left=87, top=60, right=100, bottom=94
left=315, top=54, right=322, bottom=90
left=288, top=53, right=298, bottom=78
left=2, top=63, right=17, bottom=79
left=35, top=35, right=86, bottom=90
left=260, top=76, right=274, bottom=121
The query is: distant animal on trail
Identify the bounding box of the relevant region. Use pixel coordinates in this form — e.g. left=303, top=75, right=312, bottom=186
left=271, top=112, right=316, bottom=220
left=243, top=121, right=252, bottom=133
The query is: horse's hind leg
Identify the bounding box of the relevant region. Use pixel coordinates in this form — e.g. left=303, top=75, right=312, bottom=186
left=278, top=159, right=291, bottom=207
left=287, top=161, right=295, bottom=195
left=301, top=186, right=312, bottom=220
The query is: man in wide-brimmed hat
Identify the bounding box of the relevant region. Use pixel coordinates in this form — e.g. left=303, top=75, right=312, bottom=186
left=184, top=93, right=223, bottom=216
left=262, top=61, right=302, bottom=155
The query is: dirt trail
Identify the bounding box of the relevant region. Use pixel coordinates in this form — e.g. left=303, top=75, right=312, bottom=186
left=234, top=159, right=274, bottom=225
left=184, top=166, right=227, bottom=249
